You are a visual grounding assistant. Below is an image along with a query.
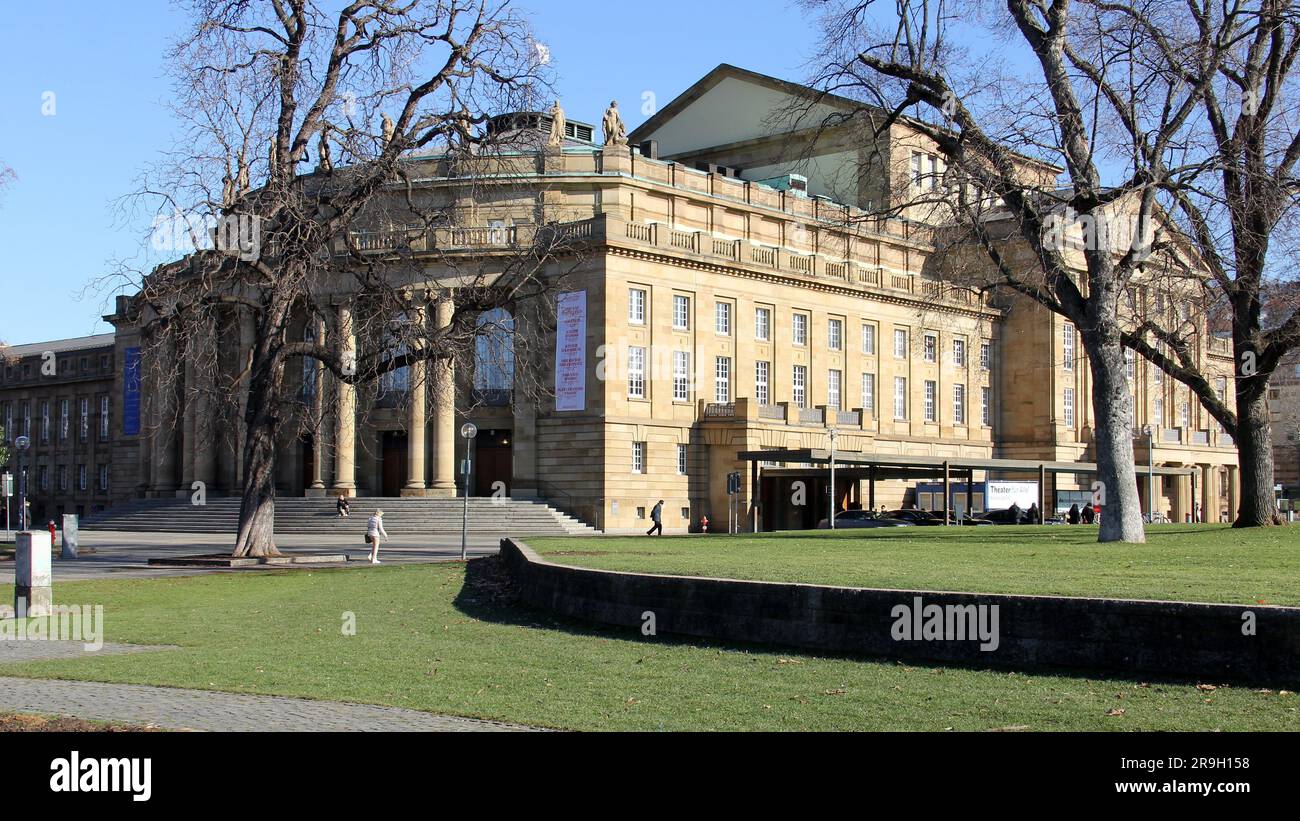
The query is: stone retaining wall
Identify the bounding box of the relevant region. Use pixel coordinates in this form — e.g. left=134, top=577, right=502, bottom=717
left=500, top=538, right=1300, bottom=684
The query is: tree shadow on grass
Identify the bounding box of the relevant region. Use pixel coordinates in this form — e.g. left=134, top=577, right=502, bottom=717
left=451, top=554, right=1235, bottom=689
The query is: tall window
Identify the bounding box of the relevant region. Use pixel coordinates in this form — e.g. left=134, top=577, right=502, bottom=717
left=792, top=365, right=807, bottom=408
left=1125, top=348, right=1135, bottom=380
left=923, top=334, right=937, bottom=363
left=60, top=399, right=69, bottom=441
left=861, top=373, right=875, bottom=414
left=301, top=325, right=319, bottom=399
left=952, top=339, right=966, bottom=367
left=714, top=356, right=731, bottom=402
left=828, top=369, right=842, bottom=411
left=672, top=351, right=690, bottom=402
left=981, top=386, right=991, bottom=426
left=78, top=397, right=88, bottom=441
left=379, top=312, right=412, bottom=395
left=1063, top=323, right=1075, bottom=371
left=628, top=346, right=646, bottom=398
left=677, top=443, right=687, bottom=475
left=1154, top=397, right=1163, bottom=425
left=1153, top=343, right=1164, bottom=384
left=715, top=302, right=731, bottom=336
left=474, top=308, right=514, bottom=403
left=40, top=401, right=49, bottom=443
left=755, top=361, right=770, bottom=405
left=911, top=151, right=923, bottom=187
left=629, top=288, right=646, bottom=324
left=1181, top=401, right=1190, bottom=428
left=861, top=323, right=876, bottom=355
left=22, top=401, right=30, bottom=437
left=1063, top=387, right=1075, bottom=427
left=2, top=402, right=10, bottom=443
left=58, top=465, right=68, bottom=492
left=894, top=328, right=908, bottom=358
left=98, top=463, right=109, bottom=491
left=980, top=340, right=991, bottom=370
left=755, top=307, right=771, bottom=341
left=672, top=295, right=690, bottom=330
left=632, top=441, right=645, bottom=473
left=792, top=313, right=807, bottom=346
left=38, top=465, right=48, bottom=491
left=953, top=384, right=965, bottom=424
left=78, top=464, right=87, bottom=492
left=828, top=319, right=843, bottom=351
left=923, top=380, right=937, bottom=422
left=894, top=377, right=907, bottom=419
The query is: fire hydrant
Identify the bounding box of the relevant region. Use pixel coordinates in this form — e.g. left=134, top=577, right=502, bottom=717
left=47, top=520, right=57, bottom=547
left=699, top=515, right=709, bottom=534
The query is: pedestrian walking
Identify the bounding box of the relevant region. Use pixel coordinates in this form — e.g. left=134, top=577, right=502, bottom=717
left=646, top=500, right=664, bottom=536
left=366, top=509, right=388, bottom=564
left=1067, top=503, right=1080, bottom=524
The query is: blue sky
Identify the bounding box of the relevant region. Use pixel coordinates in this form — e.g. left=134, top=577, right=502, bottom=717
left=0, top=0, right=821, bottom=345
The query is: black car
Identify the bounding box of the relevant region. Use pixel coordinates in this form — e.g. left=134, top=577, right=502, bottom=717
left=884, top=509, right=992, bottom=526
left=982, top=507, right=1025, bottom=525
left=817, top=509, right=916, bottom=529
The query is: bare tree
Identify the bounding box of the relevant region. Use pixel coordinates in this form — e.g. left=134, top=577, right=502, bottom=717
left=1081, top=0, right=1300, bottom=527
left=108, top=0, right=578, bottom=556
left=803, top=0, right=1231, bottom=542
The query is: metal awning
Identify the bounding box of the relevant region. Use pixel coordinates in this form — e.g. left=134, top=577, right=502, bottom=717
left=736, top=448, right=1197, bottom=478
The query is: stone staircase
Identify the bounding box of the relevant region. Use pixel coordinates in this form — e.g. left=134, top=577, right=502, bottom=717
left=80, top=496, right=597, bottom=537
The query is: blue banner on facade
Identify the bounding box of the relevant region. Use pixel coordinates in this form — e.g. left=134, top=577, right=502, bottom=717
left=123, top=347, right=141, bottom=436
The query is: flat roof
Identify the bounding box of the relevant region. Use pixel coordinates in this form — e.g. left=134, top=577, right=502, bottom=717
left=737, top=449, right=1197, bottom=477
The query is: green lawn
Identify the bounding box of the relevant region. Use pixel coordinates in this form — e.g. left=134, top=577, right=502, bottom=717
left=531, top=524, right=1300, bottom=606
left=1, top=558, right=1297, bottom=731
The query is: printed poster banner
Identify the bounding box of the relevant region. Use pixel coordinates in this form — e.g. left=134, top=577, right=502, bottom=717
left=554, top=290, right=586, bottom=411
left=123, top=347, right=142, bottom=436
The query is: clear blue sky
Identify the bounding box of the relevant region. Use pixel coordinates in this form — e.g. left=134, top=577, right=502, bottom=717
left=0, top=0, right=820, bottom=345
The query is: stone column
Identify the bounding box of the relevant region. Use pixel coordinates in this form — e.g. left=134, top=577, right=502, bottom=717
left=403, top=302, right=428, bottom=496
left=331, top=303, right=357, bottom=496
left=1199, top=463, right=1213, bottom=524
left=178, top=352, right=197, bottom=498
left=1227, top=464, right=1240, bottom=523
left=194, top=315, right=218, bottom=491
left=151, top=335, right=178, bottom=496
left=305, top=316, right=328, bottom=496
left=430, top=295, right=457, bottom=497
left=136, top=346, right=154, bottom=495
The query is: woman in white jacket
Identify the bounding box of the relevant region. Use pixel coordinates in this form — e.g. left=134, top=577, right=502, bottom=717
left=366, top=509, right=388, bottom=564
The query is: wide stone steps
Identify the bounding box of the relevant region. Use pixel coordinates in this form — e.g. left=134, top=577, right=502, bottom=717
left=81, top=497, right=597, bottom=536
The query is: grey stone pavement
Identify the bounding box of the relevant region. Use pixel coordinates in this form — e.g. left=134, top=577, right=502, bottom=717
left=0, top=529, right=503, bottom=582
left=0, top=532, right=541, bottom=731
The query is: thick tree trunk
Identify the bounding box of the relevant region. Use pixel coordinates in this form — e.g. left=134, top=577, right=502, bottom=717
left=232, top=305, right=290, bottom=558
left=1085, top=334, right=1146, bottom=543
left=1234, top=389, right=1282, bottom=527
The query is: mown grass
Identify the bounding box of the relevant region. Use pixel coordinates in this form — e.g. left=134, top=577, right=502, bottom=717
left=531, top=524, right=1300, bottom=606
left=0, top=557, right=1296, bottom=731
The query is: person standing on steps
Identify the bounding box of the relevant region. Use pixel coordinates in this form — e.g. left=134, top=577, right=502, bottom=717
left=647, top=500, right=664, bottom=536
left=366, top=509, right=388, bottom=564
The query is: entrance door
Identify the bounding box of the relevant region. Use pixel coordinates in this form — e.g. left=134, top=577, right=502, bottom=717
left=472, top=428, right=513, bottom=496
left=381, top=431, right=408, bottom=497
left=300, top=435, right=315, bottom=492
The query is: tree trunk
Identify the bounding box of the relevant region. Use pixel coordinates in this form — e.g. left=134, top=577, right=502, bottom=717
left=232, top=307, right=289, bottom=558
left=1085, top=334, right=1147, bottom=543
left=1234, top=389, right=1282, bottom=527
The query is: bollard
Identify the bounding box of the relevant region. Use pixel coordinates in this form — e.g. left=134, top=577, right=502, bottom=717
left=15, top=531, right=53, bottom=617
left=61, top=514, right=78, bottom=560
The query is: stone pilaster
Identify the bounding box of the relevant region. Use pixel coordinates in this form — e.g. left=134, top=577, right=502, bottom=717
left=430, top=295, right=457, bottom=497
left=331, top=302, right=357, bottom=496
left=403, top=303, right=428, bottom=496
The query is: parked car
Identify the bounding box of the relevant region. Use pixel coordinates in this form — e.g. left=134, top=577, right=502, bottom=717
left=982, top=507, right=1025, bottom=525
left=881, top=509, right=945, bottom=526
left=816, top=509, right=916, bottom=529
left=952, top=512, right=995, bottom=526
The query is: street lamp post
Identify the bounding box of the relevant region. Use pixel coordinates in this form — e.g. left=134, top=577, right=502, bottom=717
left=459, top=422, right=477, bottom=561
left=827, top=427, right=838, bottom=530
left=15, top=435, right=30, bottom=533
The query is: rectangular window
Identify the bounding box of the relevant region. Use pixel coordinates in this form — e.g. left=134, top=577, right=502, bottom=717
left=861, top=323, right=876, bottom=355
left=1181, top=401, right=1190, bottom=428
left=792, top=313, right=807, bottom=346
left=894, top=329, right=908, bottom=359
left=981, top=386, right=991, bottom=426
left=60, top=399, right=69, bottom=441
left=952, top=339, right=966, bottom=367
left=628, top=346, right=646, bottom=398
left=861, top=373, right=875, bottom=414
left=715, top=302, right=731, bottom=335
left=672, top=295, right=690, bottom=330
left=923, top=334, right=937, bottom=363
left=1064, top=387, right=1076, bottom=428
left=927, top=153, right=940, bottom=190
left=715, top=356, right=731, bottom=402
left=677, top=443, right=687, bottom=475
left=40, top=401, right=49, bottom=443
left=828, top=369, right=842, bottom=411
left=672, top=351, right=690, bottom=402
left=38, top=466, right=48, bottom=491
left=924, top=380, right=937, bottom=422
left=98, top=463, right=109, bottom=491
left=1063, top=323, right=1075, bottom=371
left=980, top=341, right=991, bottom=370
left=22, top=402, right=30, bottom=437
left=1154, top=397, right=1163, bottom=425
left=953, top=384, right=965, bottom=424
left=1125, top=348, right=1135, bottom=380
left=628, top=288, right=646, bottom=324
left=58, top=465, right=68, bottom=492
left=792, top=365, right=807, bottom=409
left=894, top=377, right=907, bottom=420
left=755, top=307, right=771, bottom=341
left=828, top=319, right=843, bottom=351
left=2, top=402, right=10, bottom=443
left=755, top=361, right=770, bottom=405
left=632, top=441, right=645, bottom=474
left=79, top=398, right=89, bottom=441
left=99, top=395, right=109, bottom=441
left=78, top=464, right=87, bottom=492
left=911, top=151, right=923, bottom=187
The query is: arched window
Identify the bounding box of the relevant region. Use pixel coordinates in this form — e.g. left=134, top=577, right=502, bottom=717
left=474, top=307, right=514, bottom=405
